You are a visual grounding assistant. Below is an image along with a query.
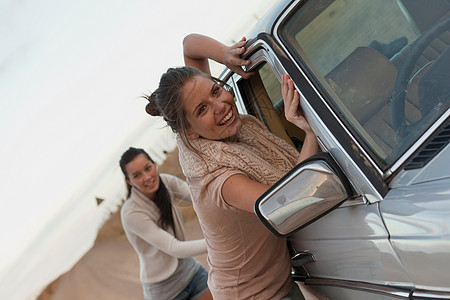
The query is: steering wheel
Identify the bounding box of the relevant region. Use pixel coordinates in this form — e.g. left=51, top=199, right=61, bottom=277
left=391, top=17, right=450, bottom=138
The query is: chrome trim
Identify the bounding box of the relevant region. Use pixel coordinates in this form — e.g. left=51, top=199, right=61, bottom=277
left=244, top=38, right=382, bottom=200
left=244, top=44, right=285, bottom=81
left=386, top=109, right=450, bottom=178
left=245, top=40, right=267, bottom=61
left=272, top=0, right=450, bottom=179
left=315, top=135, right=372, bottom=203
left=257, top=159, right=351, bottom=236
left=316, top=136, right=328, bottom=152
left=229, top=74, right=248, bottom=114
left=261, top=161, right=334, bottom=201
left=413, top=289, right=450, bottom=299
left=291, top=251, right=316, bottom=267
left=339, top=195, right=367, bottom=208
left=305, top=278, right=411, bottom=298
left=364, top=194, right=380, bottom=204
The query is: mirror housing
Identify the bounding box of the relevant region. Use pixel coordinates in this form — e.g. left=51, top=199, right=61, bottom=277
left=255, top=153, right=353, bottom=237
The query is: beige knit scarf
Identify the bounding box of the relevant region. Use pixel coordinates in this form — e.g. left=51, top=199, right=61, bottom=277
left=178, top=115, right=299, bottom=186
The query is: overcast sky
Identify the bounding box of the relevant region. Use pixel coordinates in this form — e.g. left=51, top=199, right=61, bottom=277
left=0, top=0, right=275, bottom=282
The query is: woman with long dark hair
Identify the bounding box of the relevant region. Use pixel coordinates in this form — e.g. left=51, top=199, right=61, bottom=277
left=119, top=147, right=212, bottom=300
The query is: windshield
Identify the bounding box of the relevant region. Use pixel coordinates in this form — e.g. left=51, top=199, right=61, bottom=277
left=280, top=0, right=450, bottom=170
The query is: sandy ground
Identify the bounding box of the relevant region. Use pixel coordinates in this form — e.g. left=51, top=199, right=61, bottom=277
left=37, top=148, right=319, bottom=299
left=37, top=213, right=207, bottom=300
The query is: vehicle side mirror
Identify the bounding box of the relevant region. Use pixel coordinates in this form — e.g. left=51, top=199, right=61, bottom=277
left=255, top=153, right=353, bottom=237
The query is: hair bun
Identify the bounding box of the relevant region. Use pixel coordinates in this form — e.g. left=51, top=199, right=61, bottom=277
left=145, top=92, right=161, bottom=116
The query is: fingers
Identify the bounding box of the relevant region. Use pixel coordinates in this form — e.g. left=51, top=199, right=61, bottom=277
left=234, top=45, right=246, bottom=55
left=291, top=82, right=300, bottom=108
left=231, top=38, right=247, bottom=56
left=282, top=75, right=311, bottom=131
left=230, top=57, right=251, bottom=67
left=230, top=43, right=247, bottom=63
left=229, top=46, right=250, bottom=65
left=234, top=37, right=247, bottom=48
left=226, top=57, right=253, bottom=79
left=283, top=75, right=297, bottom=98
left=232, top=65, right=255, bottom=79
left=240, top=70, right=255, bottom=80
left=226, top=37, right=253, bottom=78
left=282, top=74, right=295, bottom=105
left=282, top=74, right=300, bottom=121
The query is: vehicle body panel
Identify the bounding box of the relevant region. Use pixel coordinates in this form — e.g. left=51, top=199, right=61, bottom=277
left=381, top=176, right=450, bottom=291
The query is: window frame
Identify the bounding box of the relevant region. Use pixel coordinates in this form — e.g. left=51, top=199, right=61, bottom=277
left=232, top=37, right=387, bottom=201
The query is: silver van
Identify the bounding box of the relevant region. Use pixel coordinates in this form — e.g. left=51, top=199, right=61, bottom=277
left=221, top=0, right=450, bottom=298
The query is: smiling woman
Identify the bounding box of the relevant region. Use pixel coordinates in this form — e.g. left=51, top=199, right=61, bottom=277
left=119, top=147, right=212, bottom=300
left=182, top=75, right=243, bottom=140
left=144, top=33, right=321, bottom=299
left=123, top=153, right=161, bottom=199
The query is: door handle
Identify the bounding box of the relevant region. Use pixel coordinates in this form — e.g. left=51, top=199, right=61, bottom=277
left=291, top=251, right=316, bottom=267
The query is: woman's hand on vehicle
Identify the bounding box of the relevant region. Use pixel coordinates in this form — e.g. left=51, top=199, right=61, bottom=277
left=282, top=74, right=312, bottom=133
left=183, top=34, right=254, bottom=78
left=222, top=37, right=255, bottom=79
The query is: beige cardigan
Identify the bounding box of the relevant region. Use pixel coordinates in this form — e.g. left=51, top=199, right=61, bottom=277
left=120, top=173, right=206, bottom=284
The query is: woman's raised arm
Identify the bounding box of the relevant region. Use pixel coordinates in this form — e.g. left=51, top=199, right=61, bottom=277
left=222, top=174, right=270, bottom=213
left=183, top=33, right=254, bottom=79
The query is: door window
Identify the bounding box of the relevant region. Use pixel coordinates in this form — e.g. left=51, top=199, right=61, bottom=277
left=280, top=0, right=450, bottom=170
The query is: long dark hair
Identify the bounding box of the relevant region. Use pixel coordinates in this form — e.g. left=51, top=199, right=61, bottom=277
left=119, top=147, right=175, bottom=230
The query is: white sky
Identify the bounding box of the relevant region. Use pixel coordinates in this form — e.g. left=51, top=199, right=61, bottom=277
left=0, top=0, right=274, bottom=287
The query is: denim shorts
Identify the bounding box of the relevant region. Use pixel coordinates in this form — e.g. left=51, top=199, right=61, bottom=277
left=172, top=265, right=209, bottom=300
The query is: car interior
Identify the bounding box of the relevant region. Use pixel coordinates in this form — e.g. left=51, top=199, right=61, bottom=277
left=326, top=4, right=449, bottom=160
left=237, top=63, right=307, bottom=151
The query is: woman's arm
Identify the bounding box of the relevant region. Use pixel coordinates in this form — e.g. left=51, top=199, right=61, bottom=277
left=222, top=75, right=320, bottom=213
left=183, top=33, right=254, bottom=79
left=124, top=210, right=206, bottom=258
left=282, top=74, right=321, bottom=163
left=222, top=174, right=270, bottom=213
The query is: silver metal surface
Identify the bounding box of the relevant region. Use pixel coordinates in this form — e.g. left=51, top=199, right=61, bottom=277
left=258, top=161, right=349, bottom=235
left=228, top=74, right=247, bottom=114
left=381, top=177, right=450, bottom=291
left=306, top=278, right=411, bottom=298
